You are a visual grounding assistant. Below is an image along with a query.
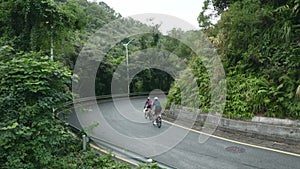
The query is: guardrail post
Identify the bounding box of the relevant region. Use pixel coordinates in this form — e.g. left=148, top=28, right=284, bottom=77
left=82, top=135, right=87, bottom=150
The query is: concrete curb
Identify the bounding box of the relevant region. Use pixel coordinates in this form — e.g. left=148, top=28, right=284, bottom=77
left=218, top=117, right=300, bottom=144
left=251, top=116, right=300, bottom=127
left=164, top=110, right=300, bottom=144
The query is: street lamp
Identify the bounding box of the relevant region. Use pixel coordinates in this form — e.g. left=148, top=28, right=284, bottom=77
left=123, top=39, right=134, bottom=96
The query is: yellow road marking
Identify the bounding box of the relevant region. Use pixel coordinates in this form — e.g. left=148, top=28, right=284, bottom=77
left=163, top=120, right=300, bottom=157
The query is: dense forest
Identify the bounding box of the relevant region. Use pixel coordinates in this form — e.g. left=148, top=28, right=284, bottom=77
left=0, top=0, right=159, bottom=168
left=167, top=0, right=300, bottom=120
left=0, top=0, right=299, bottom=168
left=194, top=0, right=300, bottom=119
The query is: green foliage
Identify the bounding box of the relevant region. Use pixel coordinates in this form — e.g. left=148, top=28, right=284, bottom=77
left=0, top=45, right=15, bottom=62
left=0, top=1, right=166, bottom=168
left=0, top=0, right=75, bottom=51
left=84, top=1, right=121, bottom=33
left=1, top=0, right=299, bottom=167
left=0, top=0, right=120, bottom=65
left=138, top=162, right=160, bottom=169
left=0, top=51, right=75, bottom=168
left=0, top=50, right=136, bottom=168
left=199, top=0, right=300, bottom=119
left=167, top=55, right=211, bottom=111
left=94, top=28, right=186, bottom=95
left=50, top=151, right=131, bottom=169
left=225, top=74, right=270, bottom=119
left=197, top=0, right=215, bottom=29
left=131, top=68, right=174, bottom=93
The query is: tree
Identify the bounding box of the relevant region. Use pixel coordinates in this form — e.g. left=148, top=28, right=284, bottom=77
left=0, top=51, right=74, bottom=168
left=0, top=1, right=162, bottom=168
left=0, top=0, right=86, bottom=61
left=197, top=0, right=300, bottom=119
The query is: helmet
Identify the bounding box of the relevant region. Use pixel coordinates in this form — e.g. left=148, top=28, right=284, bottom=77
left=154, top=97, right=158, bottom=100
left=147, top=97, right=150, bottom=100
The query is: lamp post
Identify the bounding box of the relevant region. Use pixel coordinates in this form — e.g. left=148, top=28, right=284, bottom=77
left=123, top=39, right=134, bottom=96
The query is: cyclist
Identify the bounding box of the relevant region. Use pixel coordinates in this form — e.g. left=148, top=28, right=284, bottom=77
left=152, top=97, right=162, bottom=125
left=144, top=97, right=152, bottom=118
left=144, top=97, right=152, bottom=109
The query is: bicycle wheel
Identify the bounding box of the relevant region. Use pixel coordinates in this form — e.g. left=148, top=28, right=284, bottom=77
left=157, top=117, right=162, bottom=128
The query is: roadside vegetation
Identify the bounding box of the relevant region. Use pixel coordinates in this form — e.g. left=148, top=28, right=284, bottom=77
left=168, top=0, right=300, bottom=119
left=0, top=0, right=159, bottom=168
left=0, top=0, right=299, bottom=168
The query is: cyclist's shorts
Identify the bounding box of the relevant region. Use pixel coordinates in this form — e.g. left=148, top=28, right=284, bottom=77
left=154, top=106, right=162, bottom=115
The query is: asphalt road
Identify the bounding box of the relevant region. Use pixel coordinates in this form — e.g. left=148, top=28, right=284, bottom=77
left=68, top=97, right=300, bottom=169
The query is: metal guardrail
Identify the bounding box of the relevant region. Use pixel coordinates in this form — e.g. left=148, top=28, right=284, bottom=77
left=88, top=134, right=175, bottom=169
left=55, top=91, right=168, bottom=119
left=58, top=91, right=168, bottom=108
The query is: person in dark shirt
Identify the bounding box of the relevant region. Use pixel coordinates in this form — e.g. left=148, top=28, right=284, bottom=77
left=152, top=97, right=162, bottom=125
left=144, top=97, right=152, bottom=118
left=144, top=97, right=152, bottom=109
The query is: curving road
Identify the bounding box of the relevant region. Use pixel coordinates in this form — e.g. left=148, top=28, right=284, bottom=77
left=68, top=97, right=300, bottom=169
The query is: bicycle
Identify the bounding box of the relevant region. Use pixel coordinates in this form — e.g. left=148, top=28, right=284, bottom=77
left=153, top=114, right=162, bottom=128
left=144, top=107, right=153, bottom=120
